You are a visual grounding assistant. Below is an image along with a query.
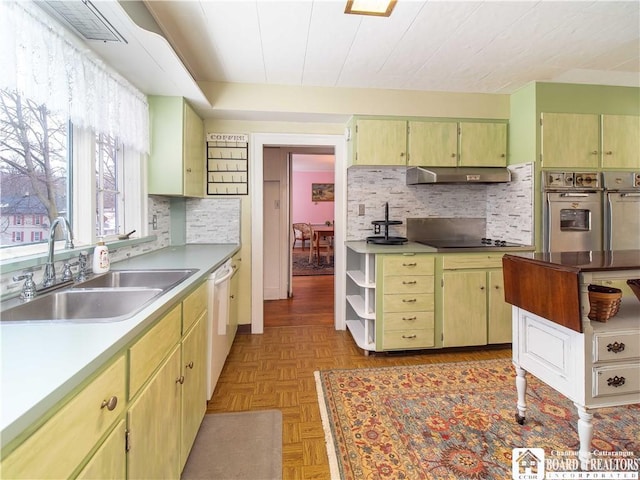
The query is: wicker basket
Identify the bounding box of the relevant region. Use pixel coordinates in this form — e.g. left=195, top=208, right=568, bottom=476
left=627, top=279, right=640, bottom=302
left=587, top=284, right=622, bottom=322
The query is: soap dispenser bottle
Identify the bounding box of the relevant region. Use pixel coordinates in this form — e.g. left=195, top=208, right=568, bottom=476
left=93, top=240, right=110, bottom=273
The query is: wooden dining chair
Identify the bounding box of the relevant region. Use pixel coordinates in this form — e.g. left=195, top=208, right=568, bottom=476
left=292, top=223, right=311, bottom=250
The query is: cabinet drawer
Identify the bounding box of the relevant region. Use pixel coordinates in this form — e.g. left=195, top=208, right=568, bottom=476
left=383, top=294, right=434, bottom=312
left=383, top=255, right=434, bottom=275
left=594, top=332, right=640, bottom=362
left=384, top=311, right=434, bottom=331
left=1, top=355, right=126, bottom=479
left=593, top=364, right=640, bottom=398
left=442, top=254, right=504, bottom=270
left=182, top=282, right=207, bottom=332
left=129, top=304, right=181, bottom=398
left=383, top=329, right=434, bottom=349
left=383, top=275, right=434, bottom=294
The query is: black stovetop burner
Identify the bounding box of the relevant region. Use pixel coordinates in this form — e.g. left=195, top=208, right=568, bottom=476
left=416, top=237, right=528, bottom=251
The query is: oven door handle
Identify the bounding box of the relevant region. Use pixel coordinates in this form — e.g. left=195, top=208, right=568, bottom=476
left=559, top=193, right=590, bottom=197
left=621, top=193, right=640, bottom=198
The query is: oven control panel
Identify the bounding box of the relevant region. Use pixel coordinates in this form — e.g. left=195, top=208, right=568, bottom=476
left=543, top=171, right=600, bottom=189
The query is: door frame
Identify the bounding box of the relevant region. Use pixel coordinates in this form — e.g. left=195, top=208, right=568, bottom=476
left=250, top=133, right=347, bottom=334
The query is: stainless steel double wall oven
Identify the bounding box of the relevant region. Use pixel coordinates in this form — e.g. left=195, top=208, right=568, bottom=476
left=543, top=171, right=640, bottom=252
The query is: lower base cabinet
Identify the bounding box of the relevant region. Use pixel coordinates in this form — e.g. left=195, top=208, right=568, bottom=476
left=127, top=345, right=182, bottom=479
left=180, top=314, right=207, bottom=469
left=0, top=280, right=210, bottom=479
left=76, top=419, right=127, bottom=479
left=440, top=254, right=512, bottom=347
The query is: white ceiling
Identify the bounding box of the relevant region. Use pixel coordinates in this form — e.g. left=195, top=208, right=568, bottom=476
left=143, top=0, right=640, bottom=95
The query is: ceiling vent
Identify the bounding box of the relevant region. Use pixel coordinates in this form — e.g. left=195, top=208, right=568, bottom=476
left=42, top=0, right=127, bottom=43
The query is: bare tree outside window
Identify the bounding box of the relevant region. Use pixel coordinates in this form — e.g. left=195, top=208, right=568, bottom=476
left=0, top=89, right=69, bottom=247
left=96, top=133, right=121, bottom=237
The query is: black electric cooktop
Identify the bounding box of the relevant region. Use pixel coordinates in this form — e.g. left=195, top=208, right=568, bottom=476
left=416, top=237, right=532, bottom=252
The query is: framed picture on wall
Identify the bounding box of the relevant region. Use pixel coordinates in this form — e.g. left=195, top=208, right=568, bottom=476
left=312, top=183, right=334, bottom=202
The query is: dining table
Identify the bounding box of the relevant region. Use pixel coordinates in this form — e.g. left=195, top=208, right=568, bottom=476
left=311, top=224, right=334, bottom=264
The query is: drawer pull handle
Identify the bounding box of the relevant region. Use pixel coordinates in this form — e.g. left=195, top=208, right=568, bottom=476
left=607, top=376, right=626, bottom=388
left=607, top=342, right=625, bottom=353
left=100, top=396, right=118, bottom=411
left=402, top=335, right=417, bottom=339
left=403, top=316, right=417, bottom=321
left=402, top=298, right=417, bottom=303
left=186, top=361, right=194, bottom=369
left=402, top=281, right=417, bottom=285
left=176, top=376, right=185, bottom=385
left=402, top=262, right=417, bottom=267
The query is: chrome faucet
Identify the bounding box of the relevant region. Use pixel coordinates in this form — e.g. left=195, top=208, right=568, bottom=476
left=43, top=216, right=74, bottom=287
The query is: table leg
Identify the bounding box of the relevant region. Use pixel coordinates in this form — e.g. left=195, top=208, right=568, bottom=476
left=514, top=364, right=527, bottom=425
left=574, top=403, right=594, bottom=469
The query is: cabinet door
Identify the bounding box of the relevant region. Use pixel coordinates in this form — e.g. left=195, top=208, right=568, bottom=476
left=183, top=101, right=204, bottom=197
left=487, top=270, right=512, bottom=344
left=442, top=271, right=487, bottom=347
left=0, top=356, right=126, bottom=479
left=180, top=314, right=208, bottom=470
left=602, top=115, right=640, bottom=169
left=459, top=122, right=507, bottom=166
left=541, top=113, right=600, bottom=169
left=76, top=420, right=126, bottom=480
left=355, top=119, right=407, bottom=165
left=408, top=121, right=457, bottom=166
left=127, top=346, right=181, bottom=480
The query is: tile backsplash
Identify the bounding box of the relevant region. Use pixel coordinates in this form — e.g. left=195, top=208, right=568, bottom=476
left=186, top=198, right=241, bottom=244
left=346, top=163, right=533, bottom=244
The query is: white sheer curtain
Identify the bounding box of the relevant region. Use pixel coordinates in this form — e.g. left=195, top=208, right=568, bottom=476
left=0, top=0, right=149, bottom=154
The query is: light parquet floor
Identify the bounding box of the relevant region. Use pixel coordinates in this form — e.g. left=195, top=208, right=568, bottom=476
left=206, top=271, right=512, bottom=479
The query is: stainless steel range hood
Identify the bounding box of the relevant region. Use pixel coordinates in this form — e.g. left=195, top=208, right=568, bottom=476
left=406, top=166, right=511, bottom=184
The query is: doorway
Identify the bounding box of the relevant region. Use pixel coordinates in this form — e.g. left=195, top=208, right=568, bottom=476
left=250, top=133, right=346, bottom=334
left=263, top=147, right=335, bottom=301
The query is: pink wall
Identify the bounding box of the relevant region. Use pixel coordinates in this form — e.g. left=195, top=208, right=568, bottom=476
left=292, top=171, right=334, bottom=225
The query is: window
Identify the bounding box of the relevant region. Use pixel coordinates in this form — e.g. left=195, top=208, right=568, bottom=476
left=13, top=231, right=23, bottom=242
left=95, top=133, right=122, bottom=238
left=1, top=89, right=70, bottom=248
left=32, top=231, right=42, bottom=242
left=34, top=215, right=41, bottom=225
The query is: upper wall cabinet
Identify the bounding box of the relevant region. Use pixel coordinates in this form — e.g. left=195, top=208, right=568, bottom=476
left=407, top=121, right=457, bottom=167
left=541, top=112, right=640, bottom=170
left=602, top=115, right=640, bottom=169
left=148, top=97, right=204, bottom=197
left=541, top=113, right=600, bottom=169
left=459, top=122, right=507, bottom=167
left=407, top=121, right=507, bottom=167
left=351, top=119, right=407, bottom=166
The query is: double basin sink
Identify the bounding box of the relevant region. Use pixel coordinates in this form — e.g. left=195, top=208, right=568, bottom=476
left=1, top=269, right=197, bottom=323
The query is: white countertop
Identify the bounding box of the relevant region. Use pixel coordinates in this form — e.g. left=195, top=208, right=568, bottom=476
left=346, top=240, right=437, bottom=254
left=0, top=244, right=239, bottom=448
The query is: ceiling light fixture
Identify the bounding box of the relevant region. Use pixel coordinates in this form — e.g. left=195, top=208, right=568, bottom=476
left=344, top=0, right=397, bottom=17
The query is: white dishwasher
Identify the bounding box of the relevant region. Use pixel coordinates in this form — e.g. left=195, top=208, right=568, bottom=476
left=207, top=259, right=235, bottom=400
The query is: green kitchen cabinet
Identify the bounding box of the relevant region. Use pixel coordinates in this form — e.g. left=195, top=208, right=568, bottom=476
left=148, top=96, right=204, bottom=197
left=180, top=312, right=207, bottom=470
left=351, top=119, right=408, bottom=165
left=440, top=254, right=511, bottom=347
left=76, top=420, right=126, bottom=480
left=459, top=122, right=508, bottom=166
left=602, top=114, right=640, bottom=169
left=541, top=112, right=600, bottom=169
left=407, top=121, right=458, bottom=166
left=407, top=120, right=507, bottom=167
left=0, top=356, right=126, bottom=479
left=378, top=253, right=435, bottom=351
left=127, top=345, right=182, bottom=479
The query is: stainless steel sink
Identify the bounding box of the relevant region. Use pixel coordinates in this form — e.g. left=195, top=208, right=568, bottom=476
left=74, top=269, right=197, bottom=290
left=1, top=288, right=163, bottom=322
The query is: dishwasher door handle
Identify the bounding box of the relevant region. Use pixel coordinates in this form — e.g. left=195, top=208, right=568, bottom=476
left=214, top=265, right=234, bottom=285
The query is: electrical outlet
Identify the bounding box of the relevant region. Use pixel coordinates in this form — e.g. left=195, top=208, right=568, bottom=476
left=358, top=204, right=365, bottom=216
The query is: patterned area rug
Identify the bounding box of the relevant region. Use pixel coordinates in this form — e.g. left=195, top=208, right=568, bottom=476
left=315, top=359, right=639, bottom=480
left=292, top=250, right=333, bottom=276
